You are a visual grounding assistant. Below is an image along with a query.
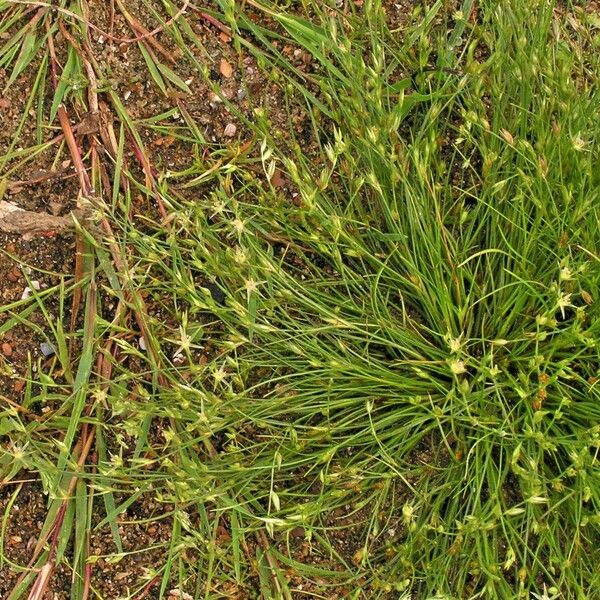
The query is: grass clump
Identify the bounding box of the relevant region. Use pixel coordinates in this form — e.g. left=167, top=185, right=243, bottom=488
left=119, top=0, right=600, bottom=596
left=1, top=0, right=599, bottom=598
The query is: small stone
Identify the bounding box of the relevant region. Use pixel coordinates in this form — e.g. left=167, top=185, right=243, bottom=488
left=1, top=342, right=12, bottom=356
left=21, top=280, right=40, bottom=300
left=49, top=202, right=63, bottom=216
left=168, top=590, right=193, bottom=600
left=223, top=123, right=237, bottom=137
left=219, top=58, right=233, bottom=79
left=40, top=342, right=55, bottom=357
left=7, top=268, right=19, bottom=282
left=270, top=168, right=285, bottom=188
left=139, top=336, right=147, bottom=351
left=209, top=92, right=223, bottom=104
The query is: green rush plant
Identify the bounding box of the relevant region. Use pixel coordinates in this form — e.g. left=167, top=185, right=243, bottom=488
left=1, top=0, right=600, bottom=598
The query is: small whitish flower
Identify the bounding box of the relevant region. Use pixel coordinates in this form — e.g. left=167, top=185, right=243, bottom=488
left=300, top=188, right=317, bottom=208
left=109, top=453, right=123, bottom=468
left=536, top=314, right=554, bottom=327
left=244, top=278, right=261, bottom=300
left=557, top=292, right=573, bottom=318
left=531, top=584, right=560, bottom=600
left=211, top=199, right=226, bottom=216
left=489, top=364, right=500, bottom=378
left=449, top=360, right=467, bottom=375
left=10, top=444, right=26, bottom=462
left=572, top=134, right=588, bottom=152
left=212, top=366, right=227, bottom=384
left=94, top=388, right=108, bottom=405
left=176, top=327, right=192, bottom=353
left=560, top=266, right=573, bottom=281
left=232, top=218, right=245, bottom=235
left=448, top=337, right=462, bottom=354
left=265, top=160, right=276, bottom=181
left=402, top=503, right=418, bottom=531
left=402, top=503, right=416, bottom=523
left=233, top=246, right=247, bottom=264
left=329, top=215, right=342, bottom=236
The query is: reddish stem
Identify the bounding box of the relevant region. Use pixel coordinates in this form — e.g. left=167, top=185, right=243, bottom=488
left=134, top=575, right=161, bottom=600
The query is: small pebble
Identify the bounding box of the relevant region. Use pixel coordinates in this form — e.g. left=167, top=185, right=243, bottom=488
left=1, top=342, right=12, bottom=357
left=21, top=280, right=40, bottom=300
left=40, top=342, right=55, bottom=357
left=223, top=123, right=237, bottom=137
left=219, top=58, right=233, bottom=79
left=49, top=202, right=63, bottom=216
left=139, top=336, right=147, bottom=351
left=168, top=590, right=193, bottom=600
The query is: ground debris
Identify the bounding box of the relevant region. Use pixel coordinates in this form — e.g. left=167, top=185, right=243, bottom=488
left=0, top=200, right=79, bottom=240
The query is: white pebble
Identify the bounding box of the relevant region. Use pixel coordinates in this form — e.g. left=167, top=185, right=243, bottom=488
left=224, top=123, right=237, bottom=137
left=21, top=281, right=40, bottom=300
left=40, top=342, right=55, bottom=357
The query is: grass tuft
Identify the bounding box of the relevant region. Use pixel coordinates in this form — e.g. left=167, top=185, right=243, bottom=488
left=1, top=0, right=599, bottom=598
